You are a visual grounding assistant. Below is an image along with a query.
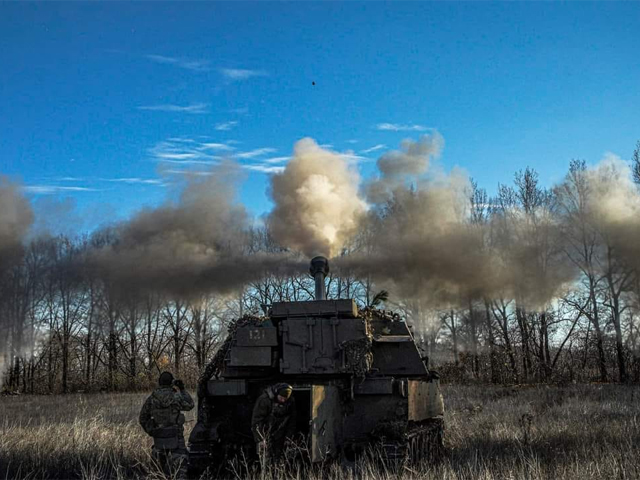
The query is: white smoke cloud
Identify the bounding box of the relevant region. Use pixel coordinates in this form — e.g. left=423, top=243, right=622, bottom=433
left=268, top=138, right=368, bottom=258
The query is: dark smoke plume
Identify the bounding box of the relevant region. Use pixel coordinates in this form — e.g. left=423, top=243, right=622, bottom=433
left=365, top=132, right=444, bottom=204
left=341, top=166, right=497, bottom=305
left=340, top=134, right=576, bottom=311
left=0, top=177, right=34, bottom=267
left=558, top=154, right=640, bottom=276
left=85, top=164, right=302, bottom=297
left=0, top=177, right=34, bottom=375
left=6, top=138, right=638, bottom=316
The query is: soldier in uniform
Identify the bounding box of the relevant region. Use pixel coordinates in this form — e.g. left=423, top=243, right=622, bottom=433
left=139, top=371, right=195, bottom=479
left=251, top=383, right=297, bottom=464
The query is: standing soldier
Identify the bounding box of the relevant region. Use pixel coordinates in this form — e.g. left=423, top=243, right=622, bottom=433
left=251, top=383, right=297, bottom=465
left=139, top=371, right=195, bottom=479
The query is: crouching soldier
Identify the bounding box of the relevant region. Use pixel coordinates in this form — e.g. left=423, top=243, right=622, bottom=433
left=139, top=372, right=195, bottom=479
left=251, top=383, right=297, bottom=465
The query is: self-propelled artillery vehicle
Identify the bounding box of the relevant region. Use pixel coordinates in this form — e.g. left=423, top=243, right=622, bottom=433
left=188, top=256, right=444, bottom=471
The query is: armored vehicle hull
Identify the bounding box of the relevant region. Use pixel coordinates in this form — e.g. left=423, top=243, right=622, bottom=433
left=189, top=258, right=444, bottom=473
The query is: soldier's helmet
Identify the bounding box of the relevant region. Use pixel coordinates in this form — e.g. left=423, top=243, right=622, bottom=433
left=275, top=383, right=293, bottom=400
left=159, top=371, right=174, bottom=386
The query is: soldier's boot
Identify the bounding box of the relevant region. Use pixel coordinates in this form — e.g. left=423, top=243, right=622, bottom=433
left=171, top=451, right=188, bottom=480
left=269, top=438, right=286, bottom=466
left=151, top=447, right=169, bottom=476
left=171, top=439, right=189, bottom=480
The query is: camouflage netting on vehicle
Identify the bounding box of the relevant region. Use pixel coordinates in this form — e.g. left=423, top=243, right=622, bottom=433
left=337, top=309, right=376, bottom=377
left=359, top=306, right=402, bottom=329
left=341, top=337, right=373, bottom=377
left=342, top=306, right=410, bottom=377
left=197, top=315, right=266, bottom=398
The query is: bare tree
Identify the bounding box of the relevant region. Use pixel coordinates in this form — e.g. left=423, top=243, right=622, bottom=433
left=188, top=296, right=225, bottom=370
left=49, top=236, right=87, bottom=393
left=164, top=299, right=191, bottom=374
left=556, top=160, right=609, bottom=381
left=442, top=310, right=460, bottom=366
left=490, top=298, right=519, bottom=382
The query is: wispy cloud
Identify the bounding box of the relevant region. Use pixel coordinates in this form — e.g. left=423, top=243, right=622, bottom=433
left=340, top=152, right=370, bottom=164
left=235, top=148, right=276, bottom=159
left=104, top=178, right=166, bottom=186
left=149, top=138, right=235, bottom=166
left=243, top=164, right=285, bottom=174
left=23, top=185, right=99, bottom=195
left=146, top=54, right=210, bottom=72
left=158, top=159, right=220, bottom=166
left=263, top=156, right=290, bottom=164
left=360, top=144, right=387, bottom=154
left=199, top=142, right=234, bottom=151
left=138, top=103, right=209, bottom=114
left=215, top=121, right=239, bottom=131
left=220, top=68, right=268, bottom=80
left=154, top=152, right=200, bottom=160
left=57, top=176, right=85, bottom=182
left=346, top=139, right=359, bottom=144
left=164, top=169, right=214, bottom=177
left=376, top=123, right=429, bottom=132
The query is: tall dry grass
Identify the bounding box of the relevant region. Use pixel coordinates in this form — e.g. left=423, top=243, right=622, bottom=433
left=1, top=384, right=639, bottom=479
left=0, top=393, right=165, bottom=479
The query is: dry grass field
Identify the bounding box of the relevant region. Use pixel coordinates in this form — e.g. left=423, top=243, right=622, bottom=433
left=1, top=384, right=639, bottom=479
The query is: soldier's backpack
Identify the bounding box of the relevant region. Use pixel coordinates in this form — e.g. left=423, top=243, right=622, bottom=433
left=149, top=390, right=182, bottom=449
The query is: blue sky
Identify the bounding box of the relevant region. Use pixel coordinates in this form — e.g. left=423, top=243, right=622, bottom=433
left=1, top=2, right=639, bottom=228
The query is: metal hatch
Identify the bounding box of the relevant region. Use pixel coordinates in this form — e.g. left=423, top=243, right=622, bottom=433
left=311, top=384, right=341, bottom=462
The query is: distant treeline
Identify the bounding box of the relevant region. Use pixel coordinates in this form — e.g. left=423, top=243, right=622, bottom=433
left=3, top=142, right=640, bottom=392
left=1, top=230, right=640, bottom=393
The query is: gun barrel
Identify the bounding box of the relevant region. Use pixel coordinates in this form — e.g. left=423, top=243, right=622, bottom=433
left=309, top=256, right=329, bottom=300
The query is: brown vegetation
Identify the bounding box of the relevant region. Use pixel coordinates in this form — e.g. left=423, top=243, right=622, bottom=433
left=1, top=384, right=638, bottom=479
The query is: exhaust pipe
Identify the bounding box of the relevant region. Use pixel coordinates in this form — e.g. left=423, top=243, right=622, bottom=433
left=309, top=256, right=329, bottom=300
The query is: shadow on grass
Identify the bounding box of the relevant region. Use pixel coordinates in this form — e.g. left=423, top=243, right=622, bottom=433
left=0, top=452, right=145, bottom=480
left=445, top=428, right=638, bottom=477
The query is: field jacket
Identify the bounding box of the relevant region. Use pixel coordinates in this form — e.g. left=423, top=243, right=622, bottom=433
left=251, top=386, right=296, bottom=442
left=139, top=386, right=194, bottom=447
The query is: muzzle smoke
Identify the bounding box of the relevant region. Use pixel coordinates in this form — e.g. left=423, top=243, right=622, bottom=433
left=342, top=133, right=575, bottom=311
left=2, top=138, right=638, bottom=313
left=84, top=164, right=301, bottom=297
left=0, top=177, right=34, bottom=375
left=267, top=138, right=367, bottom=258
left=558, top=154, right=640, bottom=275
left=344, top=134, right=490, bottom=304
left=0, top=177, right=34, bottom=267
